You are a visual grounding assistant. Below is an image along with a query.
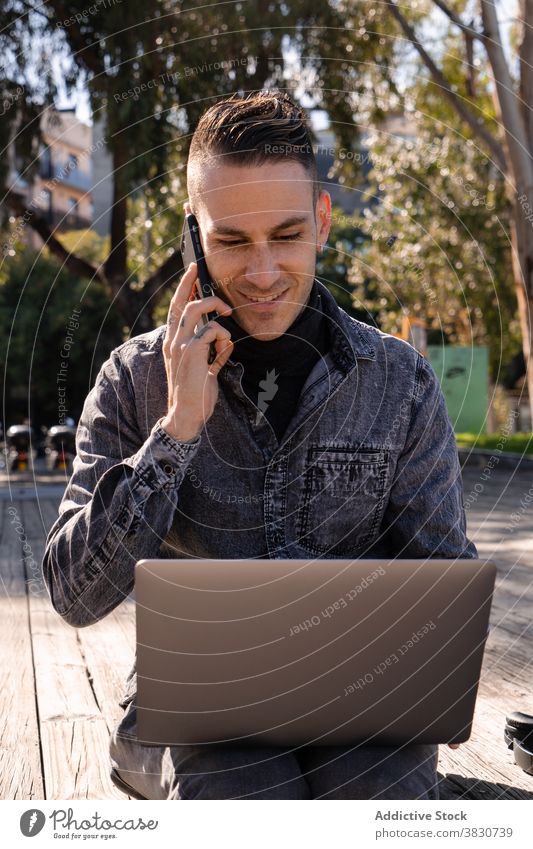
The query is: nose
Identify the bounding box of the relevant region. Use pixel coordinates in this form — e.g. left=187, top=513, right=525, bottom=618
left=242, top=241, right=281, bottom=291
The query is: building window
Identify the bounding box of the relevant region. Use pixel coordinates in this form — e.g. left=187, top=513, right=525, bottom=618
left=67, top=153, right=78, bottom=172
left=39, top=145, right=53, bottom=179
left=41, top=189, right=52, bottom=223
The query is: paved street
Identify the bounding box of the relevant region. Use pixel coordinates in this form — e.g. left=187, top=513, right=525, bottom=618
left=461, top=464, right=533, bottom=570
left=1, top=456, right=532, bottom=799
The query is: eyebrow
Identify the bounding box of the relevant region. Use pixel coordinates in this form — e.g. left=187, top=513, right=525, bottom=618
left=209, top=215, right=309, bottom=238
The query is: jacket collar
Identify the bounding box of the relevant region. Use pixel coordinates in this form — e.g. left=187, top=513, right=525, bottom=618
left=315, top=279, right=376, bottom=371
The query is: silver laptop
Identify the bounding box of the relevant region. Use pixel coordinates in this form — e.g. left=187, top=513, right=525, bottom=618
left=135, top=558, right=496, bottom=747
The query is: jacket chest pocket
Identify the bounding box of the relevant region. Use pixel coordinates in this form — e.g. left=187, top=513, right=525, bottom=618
left=296, top=447, right=389, bottom=555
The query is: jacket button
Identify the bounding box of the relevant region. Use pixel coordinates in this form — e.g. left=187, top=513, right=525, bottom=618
left=162, top=462, right=174, bottom=475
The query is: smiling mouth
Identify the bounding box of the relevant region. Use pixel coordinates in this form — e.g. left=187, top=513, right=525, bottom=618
left=241, top=289, right=288, bottom=304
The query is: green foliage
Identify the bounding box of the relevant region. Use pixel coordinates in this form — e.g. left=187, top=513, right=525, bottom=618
left=348, top=125, right=520, bottom=380
left=58, top=229, right=109, bottom=264
left=456, top=433, right=533, bottom=455
left=311, top=10, right=520, bottom=382
left=1, top=0, right=376, bottom=328
left=127, top=189, right=183, bottom=285
left=1, top=0, right=353, bottom=231
left=0, top=249, right=123, bottom=426
left=316, top=204, right=378, bottom=324
left=0, top=0, right=523, bottom=374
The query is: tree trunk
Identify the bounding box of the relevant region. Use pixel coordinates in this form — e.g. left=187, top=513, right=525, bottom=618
left=480, top=0, right=533, bottom=428
left=510, top=195, right=533, bottom=429
left=517, top=0, right=533, bottom=428
left=108, top=287, right=160, bottom=337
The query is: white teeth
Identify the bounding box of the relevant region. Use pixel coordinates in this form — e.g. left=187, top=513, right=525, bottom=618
left=248, top=292, right=282, bottom=303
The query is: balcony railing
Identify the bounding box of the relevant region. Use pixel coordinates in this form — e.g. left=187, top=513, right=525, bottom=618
left=39, top=160, right=93, bottom=191
left=44, top=209, right=93, bottom=231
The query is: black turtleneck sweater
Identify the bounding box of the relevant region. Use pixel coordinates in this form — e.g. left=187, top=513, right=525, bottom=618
left=218, top=281, right=330, bottom=442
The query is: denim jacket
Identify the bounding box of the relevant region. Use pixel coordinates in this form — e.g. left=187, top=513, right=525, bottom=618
left=41, top=280, right=477, bottom=717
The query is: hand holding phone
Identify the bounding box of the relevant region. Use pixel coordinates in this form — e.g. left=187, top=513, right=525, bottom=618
left=180, top=206, right=218, bottom=364
left=159, top=206, right=234, bottom=443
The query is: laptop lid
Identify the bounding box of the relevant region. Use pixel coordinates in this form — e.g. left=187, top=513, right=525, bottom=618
left=135, top=558, right=496, bottom=747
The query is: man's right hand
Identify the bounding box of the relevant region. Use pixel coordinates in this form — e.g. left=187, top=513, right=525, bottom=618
left=160, top=261, right=234, bottom=442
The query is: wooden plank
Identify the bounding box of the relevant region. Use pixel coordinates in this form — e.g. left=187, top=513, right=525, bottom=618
left=436, top=549, right=533, bottom=799
left=27, top=538, right=124, bottom=800
left=41, top=720, right=123, bottom=801
left=76, top=604, right=136, bottom=732
left=439, top=774, right=532, bottom=800
left=19, top=495, right=64, bottom=542
left=38, top=497, right=63, bottom=534
left=20, top=499, right=137, bottom=730
left=438, top=694, right=533, bottom=798
left=19, top=497, right=49, bottom=541
left=0, top=503, right=44, bottom=800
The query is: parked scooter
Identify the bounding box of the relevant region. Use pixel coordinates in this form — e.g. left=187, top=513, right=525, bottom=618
left=35, top=425, right=49, bottom=459
left=5, top=425, right=33, bottom=472
left=46, top=425, right=76, bottom=471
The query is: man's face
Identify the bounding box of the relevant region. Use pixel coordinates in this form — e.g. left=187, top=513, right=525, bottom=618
left=188, top=159, right=331, bottom=341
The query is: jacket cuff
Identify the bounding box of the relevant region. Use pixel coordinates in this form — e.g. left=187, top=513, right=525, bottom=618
left=124, top=417, right=201, bottom=493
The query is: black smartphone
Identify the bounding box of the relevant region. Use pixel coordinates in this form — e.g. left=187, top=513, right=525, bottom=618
left=180, top=211, right=218, bottom=364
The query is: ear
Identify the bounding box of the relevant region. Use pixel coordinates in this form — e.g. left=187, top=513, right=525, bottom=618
left=315, top=190, right=331, bottom=253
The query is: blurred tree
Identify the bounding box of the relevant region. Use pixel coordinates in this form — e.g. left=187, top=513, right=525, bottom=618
left=4, top=0, right=529, bottom=411
left=0, top=246, right=123, bottom=425
left=349, top=124, right=519, bottom=382
left=58, top=227, right=109, bottom=264
left=0, top=0, right=366, bottom=334
left=305, top=0, right=533, bottom=416
left=315, top=205, right=378, bottom=325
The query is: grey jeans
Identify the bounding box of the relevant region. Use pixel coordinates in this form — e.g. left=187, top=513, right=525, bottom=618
left=109, top=701, right=440, bottom=800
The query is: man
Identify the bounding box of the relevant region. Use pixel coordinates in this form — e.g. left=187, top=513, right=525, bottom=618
left=42, top=90, right=476, bottom=800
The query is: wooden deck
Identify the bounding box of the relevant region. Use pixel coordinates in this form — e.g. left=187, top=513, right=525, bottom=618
left=1, top=465, right=533, bottom=800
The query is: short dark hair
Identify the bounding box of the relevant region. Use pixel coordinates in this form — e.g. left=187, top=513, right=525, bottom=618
left=187, top=89, right=320, bottom=208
